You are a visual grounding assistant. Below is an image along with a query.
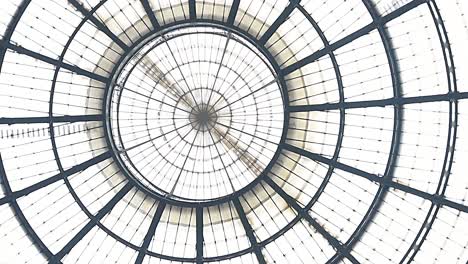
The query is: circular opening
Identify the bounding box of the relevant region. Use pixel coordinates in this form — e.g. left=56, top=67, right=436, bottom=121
left=106, top=25, right=285, bottom=202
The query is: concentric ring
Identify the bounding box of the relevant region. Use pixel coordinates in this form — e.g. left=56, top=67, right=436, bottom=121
left=105, top=25, right=285, bottom=202
left=1, top=1, right=468, bottom=264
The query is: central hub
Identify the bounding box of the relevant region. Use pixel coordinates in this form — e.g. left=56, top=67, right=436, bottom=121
left=197, top=111, right=210, bottom=125
left=189, top=106, right=217, bottom=132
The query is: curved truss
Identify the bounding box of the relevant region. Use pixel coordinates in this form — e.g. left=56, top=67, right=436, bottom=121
left=0, top=0, right=468, bottom=263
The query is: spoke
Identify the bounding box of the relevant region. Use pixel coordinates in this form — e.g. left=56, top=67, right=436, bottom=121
left=232, top=198, right=266, bottom=264
left=189, top=0, right=196, bottom=19
left=229, top=97, right=283, bottom=114
left=0, top=0, right=31, bottom=72
left=214, top=120, right=280, bottom=146
left=282, top=0, right=428, bottom=74
left=283, top=144, right=468, bottom=214
left=0, top=40, right=108, bottom=82
left=217, top=112, right=283, bottom=118
left=0, top=151, right=112, bottom=206
left=0, top=114, right=103, bottom=125
left=206, top=56, right=277, bottom=113
left=119, top=85, right=191, bottom=114
left=259, top=0, right=301, bottom=45
left=214, top=78, right=279, bottom=113
left=290, top=91, right=468, bottom=112
left=227, top=0, right=240, bottom=25
left=168, top=129, right=199, bottom=195
left=212, top=127, right=265, bottom=178
left=163, top=38, right=201, bottom=111
left=140, top=0, right=159, bottom=29
left=118, top=121, right=194, bottom=153
left=196, top=207, right=204, bottom=264
left=139, top=56, right=195, bottom=109
left=205, top=32, right=232, bottom=109
left=207, top=130, right=236, bottom=191
left=136, top=122, right=197, bottom=187
left=135, top=201, right=167, bottom=264
left=263, top=176, right=360, bottom=263
left=68, top=0, right=128, bottom=50
left=55, top=182, right=133, bottom=259
left=118, top=123, right=182, bottom=148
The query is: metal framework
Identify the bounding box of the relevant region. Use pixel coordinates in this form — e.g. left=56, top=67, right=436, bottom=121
left=0, top=0, right=467, bottom=263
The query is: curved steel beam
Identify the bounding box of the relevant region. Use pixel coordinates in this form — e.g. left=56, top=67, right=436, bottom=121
left=0, top=114, right=103, bottom=125
left=290, top=91, right=468, bottom=112
left=54, top=182, right=133, bottom=260
left=284, top=144, right=468, bottom=213
left=189, top=0, right=196, bottom=20
left=135, top=201, right=167, bottom=264
left=0, top=151, right=112, bottom=206
left=0, top=154, right=57, bottom=263
left=0, top=41, right=108, bottom=82
left=259, top=0, right=301, bottom=45
left=282, top=0, right=429, bottom=75
left=401, top=1, right=460, bottom=262
left=0, top=2, right=56, bottom=262
left=140, top=0, right=160, bottom=30
left=227, top=0, right=240, bottom=26
left=0, top=0, right=31, bottom=72
left=327, top=1, right=405, bottom=262
left=233, top=198, right=266, bottom=264
left=263, top=176, right=360, bottom=263
left=67, top=0, right=128, bottom=50
left=196, top=206, right=204, bottom=264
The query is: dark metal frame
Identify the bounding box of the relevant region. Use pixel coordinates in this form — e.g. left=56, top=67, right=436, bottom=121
left=135, top=201, right=167, bottom=264
left=233, top=197, right=267, bottom=264
left=400, top=1, right=460, bottom=262
left=0, top=0, right=467, bottom=263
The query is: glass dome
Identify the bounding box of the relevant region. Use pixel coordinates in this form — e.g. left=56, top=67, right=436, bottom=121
left=0, top=0, right=467, bottom=263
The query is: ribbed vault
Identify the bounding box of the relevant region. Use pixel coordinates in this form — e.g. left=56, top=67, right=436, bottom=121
left=0, top=0, right=468, bottom=263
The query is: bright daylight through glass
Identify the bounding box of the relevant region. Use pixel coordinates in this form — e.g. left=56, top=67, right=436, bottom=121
left=0, top=0, right=467, bottom=264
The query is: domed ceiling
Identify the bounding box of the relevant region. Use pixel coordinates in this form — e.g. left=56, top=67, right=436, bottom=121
left=0, top=0, right=468, bottom=263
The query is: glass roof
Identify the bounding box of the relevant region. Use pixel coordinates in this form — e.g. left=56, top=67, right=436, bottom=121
left=0, top=0, right=467, bottom=263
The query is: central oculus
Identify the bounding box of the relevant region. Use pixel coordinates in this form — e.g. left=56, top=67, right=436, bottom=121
left=189, top=106, right=218, bottom=132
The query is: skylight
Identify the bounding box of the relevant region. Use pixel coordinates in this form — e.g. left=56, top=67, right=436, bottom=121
left=0, top=0, right=467, bottom=263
